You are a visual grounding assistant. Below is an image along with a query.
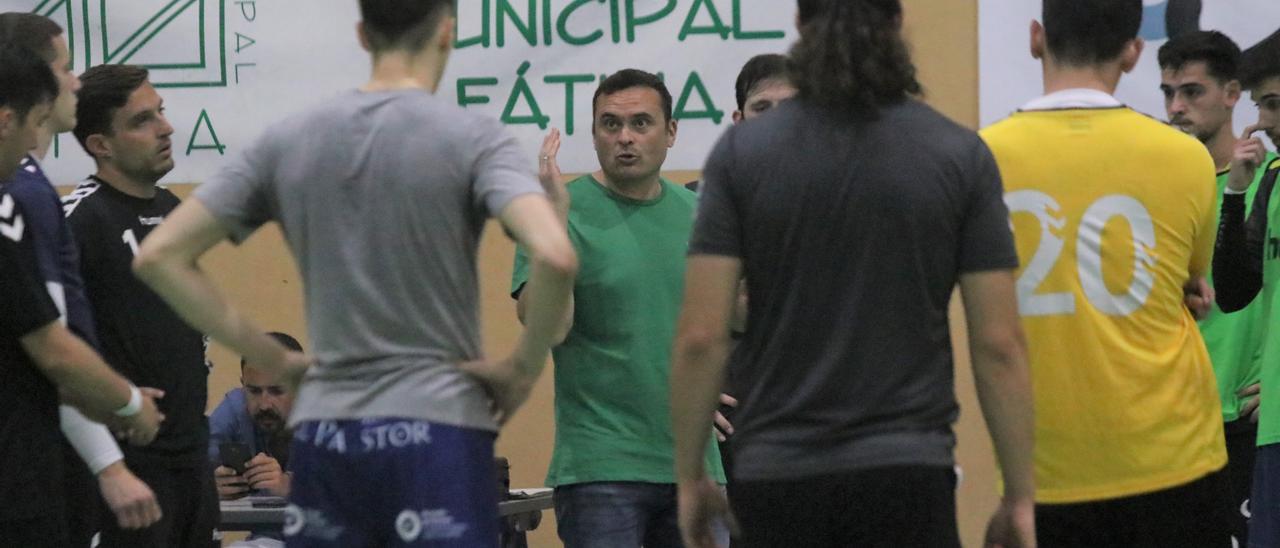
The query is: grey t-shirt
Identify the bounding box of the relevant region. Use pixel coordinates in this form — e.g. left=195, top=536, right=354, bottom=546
left=196, top=89, right=543, bottom=432
left=691, top=99, right=1017, bottom=481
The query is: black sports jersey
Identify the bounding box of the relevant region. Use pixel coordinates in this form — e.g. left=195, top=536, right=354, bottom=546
left=0, top=188, right=65, bottom=521
left=63, top=177, right=208, bottom=466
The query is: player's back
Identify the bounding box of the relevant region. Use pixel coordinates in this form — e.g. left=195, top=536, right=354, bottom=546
left=197, top=89, right=541, bottom=430
left=982, top=104, right=1226, bottom=503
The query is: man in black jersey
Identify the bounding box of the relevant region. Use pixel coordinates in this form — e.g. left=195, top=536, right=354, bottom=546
left=64, top=63, right=217, bottom=548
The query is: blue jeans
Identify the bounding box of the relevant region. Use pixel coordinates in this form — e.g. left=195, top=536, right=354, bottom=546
left=1251, top=443, right=1280, bottom=548
left=555, top=482, right=729, bottom=548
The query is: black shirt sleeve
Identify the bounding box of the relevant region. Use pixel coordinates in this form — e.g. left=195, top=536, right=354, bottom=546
left=1213, top=170, right=1276, bottom=312
left=0, top=193, right=61, bottom=339
left=689, top=129, right=742, bottom=258
left=957, top=140, right=1019, bottom=273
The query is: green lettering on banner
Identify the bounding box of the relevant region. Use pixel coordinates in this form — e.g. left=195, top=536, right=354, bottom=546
left=186, top=109, right=227, bottom=155
left=458, top=77, right=500, bottom=107
left=674, top=72, right=724, bottom=124
left=456, top=0, right=491, bottom=49
left=679, top=0, right=731, bottom=41
left=502, top=61, right=551, bottom=129
left=544, top=73, right=596, bottom=135
left=497, top=0, right=536, bottom=47
left=609, top=0, right=623, bottom=43
left=626, top=0, right=677, bottom=43
left=542, top=0, right=554, bottom=45
left=732, top=0, right=784, bottom=40
left=557, top=0, right=605, bottom=46
left=235, top=32, right=256, bottom=53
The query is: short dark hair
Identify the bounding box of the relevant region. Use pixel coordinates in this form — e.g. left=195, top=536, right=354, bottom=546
left=1241, top=29, right=1280, bottom=90
left=1041, top=0, right=1142, bottom=67
left=0, top=13, right=62, bottom=64
left=1158, top=30, right=1240, bottom=83
left=734, top=54, right=790, bottom=112
left=73, top=64, right=149, bottom=157
left=791, top=0, right=920, bottom=119
left=0, top=44, right=58, bottom=121
left=358, top=0, right=455, bottom=53
left=241, top=332, right=304, bottom=369
left=592, top=69, right=673, bottom=123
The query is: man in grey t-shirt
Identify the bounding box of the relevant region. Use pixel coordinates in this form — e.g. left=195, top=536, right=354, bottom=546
left=670, top=1, right=1036, bottom=547
left=133, top=1, right=576, bottom=545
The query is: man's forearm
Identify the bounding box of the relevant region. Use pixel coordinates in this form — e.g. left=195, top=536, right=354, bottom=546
left=24, top=323, right=135, bottom=420
left=972, top=344, right=1036, bottom=500
left=134, top=258, right=283, bottom=374
left=1214, top=193, right=1263, bottom=312
left=512, top=257, right=575, bottom=376
left=671, top=333, right=731, bottom=482
left=61, top=405, right=125, bottom=474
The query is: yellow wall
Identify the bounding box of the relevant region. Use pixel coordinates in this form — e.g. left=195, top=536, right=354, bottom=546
left=175, top=1, right=993, bottom=545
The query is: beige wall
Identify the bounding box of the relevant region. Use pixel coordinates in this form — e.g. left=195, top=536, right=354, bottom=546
left=175, top=1, right=994, bottom=545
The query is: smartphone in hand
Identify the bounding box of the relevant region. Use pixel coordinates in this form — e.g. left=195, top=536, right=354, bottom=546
left=219, top=442, right=251, bottom=476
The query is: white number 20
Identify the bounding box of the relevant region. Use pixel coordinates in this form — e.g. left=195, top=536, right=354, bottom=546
left=1005, top=191, right=1157, bottom=317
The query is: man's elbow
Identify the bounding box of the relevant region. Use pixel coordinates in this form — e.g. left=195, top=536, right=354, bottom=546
left=673, top=326, right=729, bottom=365
left=530, top=242, right=578, bottom=280
left=131, top=247, right=165, bottom=285
left=131, top=243, right=182, bottom=289
left=971, top=325, right=1029, bottom=374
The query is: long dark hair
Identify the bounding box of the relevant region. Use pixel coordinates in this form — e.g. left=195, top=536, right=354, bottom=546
left=790, top=0, right=921, bottom=119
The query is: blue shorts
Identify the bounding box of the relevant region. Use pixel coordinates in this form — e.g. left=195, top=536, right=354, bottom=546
left=285, top=418, right=498, bottom=547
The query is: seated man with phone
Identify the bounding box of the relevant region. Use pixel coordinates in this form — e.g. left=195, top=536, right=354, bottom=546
left=208, top=332, right=302, bottom=501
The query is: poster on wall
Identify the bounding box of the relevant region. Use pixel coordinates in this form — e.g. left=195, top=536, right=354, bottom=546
left=0, top=0, right=799, bottom=184
left=980, top=0, right=1280, bottom=134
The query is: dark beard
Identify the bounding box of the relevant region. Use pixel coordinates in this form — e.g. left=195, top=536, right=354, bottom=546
left=253, top=410, right=284, bottom=434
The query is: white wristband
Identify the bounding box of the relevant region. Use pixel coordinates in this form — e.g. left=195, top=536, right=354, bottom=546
left=113, top=385, right=143, bottom=417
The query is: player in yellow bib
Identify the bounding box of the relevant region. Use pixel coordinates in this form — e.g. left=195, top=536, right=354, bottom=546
left=981, top=1, right=1228, bottom=545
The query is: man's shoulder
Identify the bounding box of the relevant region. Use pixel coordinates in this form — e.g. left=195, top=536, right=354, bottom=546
left=155, top=185, right=183, bottom=207
left=209, top=387, right=250, bottom=429
left=662, top=179, right=698, bottom=206
left=60, top=179, right=106, bottom=219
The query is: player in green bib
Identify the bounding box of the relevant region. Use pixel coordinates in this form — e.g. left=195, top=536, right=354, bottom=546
left=511, top=69, right=726, bottom=548
left=1214, top=34, right=1280, bottom=546
left=1159, top=31, right=1271, bottom=545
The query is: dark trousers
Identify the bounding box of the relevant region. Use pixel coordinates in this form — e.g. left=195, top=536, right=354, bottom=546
left=62, top=438, right=102, bottom=547
left=730, top=465, right=960, bottom=548
left=0, top=513, right=69, bottom=548
left=97, top=461, right=219, bottom=548
left=1250, top=443, right=1280, bottom=547
left=1226, top=419, right=1259, bottom=547
left=1037, top=469, right=1231, bottom=547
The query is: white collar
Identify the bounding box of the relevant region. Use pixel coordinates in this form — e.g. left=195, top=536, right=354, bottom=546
left=1019, top=88, right=1123, bottom=111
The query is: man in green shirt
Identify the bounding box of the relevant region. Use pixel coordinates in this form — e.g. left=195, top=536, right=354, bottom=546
left=1159, top=30, right=1270, bottom=546
left=1214, top=31, right=1280, bottom=547
left=512, top=69, right=726, bottom=547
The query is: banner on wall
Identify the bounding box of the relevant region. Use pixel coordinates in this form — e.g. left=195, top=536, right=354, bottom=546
left=980, top=0, right=1280, bottom=133
left=1, top=0, right=798, bottom=184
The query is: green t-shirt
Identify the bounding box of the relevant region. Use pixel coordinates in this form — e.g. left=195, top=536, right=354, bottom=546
left=1199, top=153, right=1274, bottom=422
left=1260, top=158, right=1280, bottom=447
left=512, top=175, right=726, bottom=486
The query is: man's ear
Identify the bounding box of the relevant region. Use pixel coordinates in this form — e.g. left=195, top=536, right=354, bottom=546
left=85, top=133, right=111, bottom=160
left=1030, top=20, right=1046, bottom=61
left=437, top=15, right=456, bottom=54
left=0, top=108, right=13, bottom=144
left=356, top=21, right=372, bottom=53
